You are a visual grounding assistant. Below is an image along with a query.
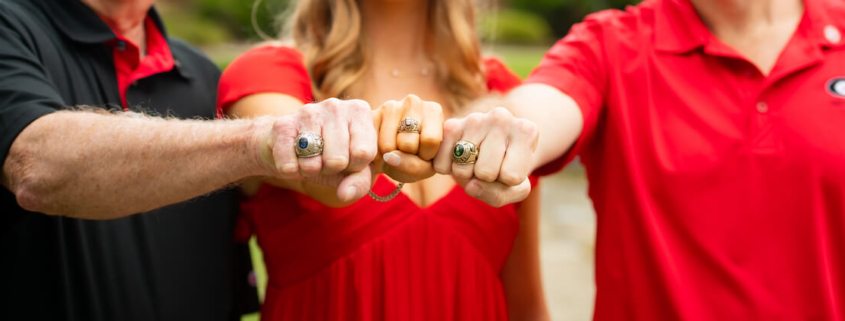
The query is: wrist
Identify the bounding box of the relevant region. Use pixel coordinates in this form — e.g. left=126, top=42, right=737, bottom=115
left=245, top=117, right=278, bottom=177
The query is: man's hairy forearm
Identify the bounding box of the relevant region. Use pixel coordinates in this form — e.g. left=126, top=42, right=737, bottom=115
left=2, top=110, right=272, bottom=219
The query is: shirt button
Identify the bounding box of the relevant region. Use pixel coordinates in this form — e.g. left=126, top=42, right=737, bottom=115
left=825, top=25, right=841, bottom=44
left=756, top=101, right=769, bottom=114
left=116, top=40, right=127, bottom=51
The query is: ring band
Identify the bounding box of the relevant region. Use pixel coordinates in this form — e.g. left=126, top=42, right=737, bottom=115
left=452, top=140, right=479, bottom=164
left=294, top=132, right=323, bottom=158
left=398, top=117, right=421, bottom=133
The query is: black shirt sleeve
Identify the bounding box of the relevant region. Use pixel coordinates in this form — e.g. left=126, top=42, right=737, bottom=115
left=0, top=9, right=63, bottom=166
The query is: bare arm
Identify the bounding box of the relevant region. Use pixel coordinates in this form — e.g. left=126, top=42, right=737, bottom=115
left=2, top=110, right=272, bottom=219
left=502, top=186, right=550, bottom=321
left=505, top=83, right=584, bottom=172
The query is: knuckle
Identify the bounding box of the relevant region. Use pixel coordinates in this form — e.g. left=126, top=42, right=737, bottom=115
left=433, top=160, right=450, bottom=174
left=499, top=170, right=525, bottom=186
left=420, top=135, right=441, bottom=148
left=490, top=107, right=513, bottom=118
left=405, top=160, right=423, bottom=174
left=474, top=166, right=498, bottom=182
left=403, top=94, right=422, bottom=107
left=279, top=163, right=299, bottom=177
left=323, top=156, right=349, bottom=171
left=300, top=163, right=321, bottom=175
left=397, top=140, right=418, bottom=153
left=349, top=99, right=371, bottom=112
left=351, top=145, right=377, bottom=163
left=442, top=119, right=461, bottom=136
left=454, top=168, right=473, bottom=180
left=378, top=144, right=394, bottom=155
left=516, top=119, right=539, bottom=137
left=465, top=113, right=483, bottom=127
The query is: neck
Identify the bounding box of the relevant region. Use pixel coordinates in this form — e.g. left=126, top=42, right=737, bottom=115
left=691, top=0, right=803, bottom=35
left=360, top=0, right=431, bottom=70
left=81, top=0, right=152, bottom=47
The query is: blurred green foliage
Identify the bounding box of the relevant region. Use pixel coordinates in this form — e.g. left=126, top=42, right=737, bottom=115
left=194, top=0, right=283, bottom=39
left=505, top=0, right=643, bottom=39
left=160, top=0, right=286, bottom=45
left=479, top=9, right=553, bottom=45
left=161, top=0, right=643, bottom=46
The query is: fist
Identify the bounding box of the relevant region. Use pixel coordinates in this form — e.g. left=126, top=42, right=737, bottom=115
left=373, top=94, right=444, bottom=183
left=433, top=107, right=539, bottom=207
left=260, top=98, right=378, bottom=202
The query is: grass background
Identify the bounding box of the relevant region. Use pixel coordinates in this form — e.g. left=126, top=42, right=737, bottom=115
left=213, top=44, right=551, bottom=321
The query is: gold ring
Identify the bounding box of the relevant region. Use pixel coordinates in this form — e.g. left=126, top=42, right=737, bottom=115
left=452, top=140, right=479, bottom=164
left=398, top=117, right=421, bottom=133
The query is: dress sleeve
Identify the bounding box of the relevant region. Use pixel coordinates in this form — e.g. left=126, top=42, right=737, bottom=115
left=0, top=14, right=61, bottom=165
left=524, top=18, right=609, bottom=176
left=483, top=57, right=522, bottom=94
left=217, top=45, right=314, bottom=116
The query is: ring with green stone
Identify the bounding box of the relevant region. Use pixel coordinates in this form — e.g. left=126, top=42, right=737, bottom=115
left=451, top=140, right=479, bottom=165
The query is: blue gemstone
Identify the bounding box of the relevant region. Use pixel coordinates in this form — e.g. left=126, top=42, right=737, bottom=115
left=298, top=137, right=308, bottom=149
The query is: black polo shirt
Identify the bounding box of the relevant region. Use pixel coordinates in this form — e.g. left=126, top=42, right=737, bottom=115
left=0, top=0, right=257, bottom=320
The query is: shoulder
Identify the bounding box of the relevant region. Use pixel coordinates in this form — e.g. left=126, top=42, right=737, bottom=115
left=570, top=0, right=657, bottom=43
left=217, top=44, right=314, bottom=110
left=221, top=43, right=310, bottom=86
left=0, top=0, right=47, bottom=42
left=482, top=56, right=522, bottom=93
left=228, top=43, right=306, bottom=72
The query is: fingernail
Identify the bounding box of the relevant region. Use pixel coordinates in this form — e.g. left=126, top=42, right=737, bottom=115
left=341, top=186, right=359, bottom=203
left=383, top=153, right=401, bottom=167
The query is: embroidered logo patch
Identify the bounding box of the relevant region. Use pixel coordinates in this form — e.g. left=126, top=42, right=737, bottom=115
left=827, top=78, right=845, bottom=98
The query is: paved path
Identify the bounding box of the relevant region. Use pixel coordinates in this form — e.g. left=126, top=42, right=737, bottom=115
left=539, top=165, right=596, bottom=321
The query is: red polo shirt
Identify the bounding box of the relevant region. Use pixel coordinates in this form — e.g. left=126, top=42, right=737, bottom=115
left=109, top=16, right=174, bottom=109
left=527, top=0, right=845, bottom=319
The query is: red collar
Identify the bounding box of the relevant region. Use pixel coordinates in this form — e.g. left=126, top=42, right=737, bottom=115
left=108, top=16, right=174, bottom=78
left=654, top=0, right=845, bottom=54
left=107, top=16, right=175, bottom=109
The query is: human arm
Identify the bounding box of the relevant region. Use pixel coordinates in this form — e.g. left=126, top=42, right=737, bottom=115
left=505, top=84, right=583, bottom=172
left=0, top=18, right=299, bottom=219
left=2, top=110, right=274, bottom=218
left=436, top=20, right=606, bottom=206
left=502, top=185, right=550, bottom=321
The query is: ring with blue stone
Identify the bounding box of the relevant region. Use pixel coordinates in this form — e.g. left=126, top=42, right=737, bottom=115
left=294, top=132, right=324, bottom=158
left=451, top=140, right=479, bottom=165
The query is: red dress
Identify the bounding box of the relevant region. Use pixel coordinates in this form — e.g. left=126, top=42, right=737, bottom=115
left=218, top=45, right=533, bottom=320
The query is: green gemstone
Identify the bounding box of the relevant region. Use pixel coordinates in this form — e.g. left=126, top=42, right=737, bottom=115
left=454, top=144, right=464, bottom=157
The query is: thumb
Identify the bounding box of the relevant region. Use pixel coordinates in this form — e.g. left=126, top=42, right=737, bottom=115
left=336, top=164, right=373, bottom=203
left=382, top=151, right=436, bottom=183
left=462, top=178, right=532, bottom=208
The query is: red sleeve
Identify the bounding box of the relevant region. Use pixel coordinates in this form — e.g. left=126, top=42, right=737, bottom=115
left=483, top=57, right=522, bottom=93
left=524, top=17, right=609, bottom=176
left=217, top=45, right=314, bottom=117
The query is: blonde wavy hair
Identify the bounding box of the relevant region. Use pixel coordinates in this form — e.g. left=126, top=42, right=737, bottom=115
left=285, top=0, right=488, bottom=109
